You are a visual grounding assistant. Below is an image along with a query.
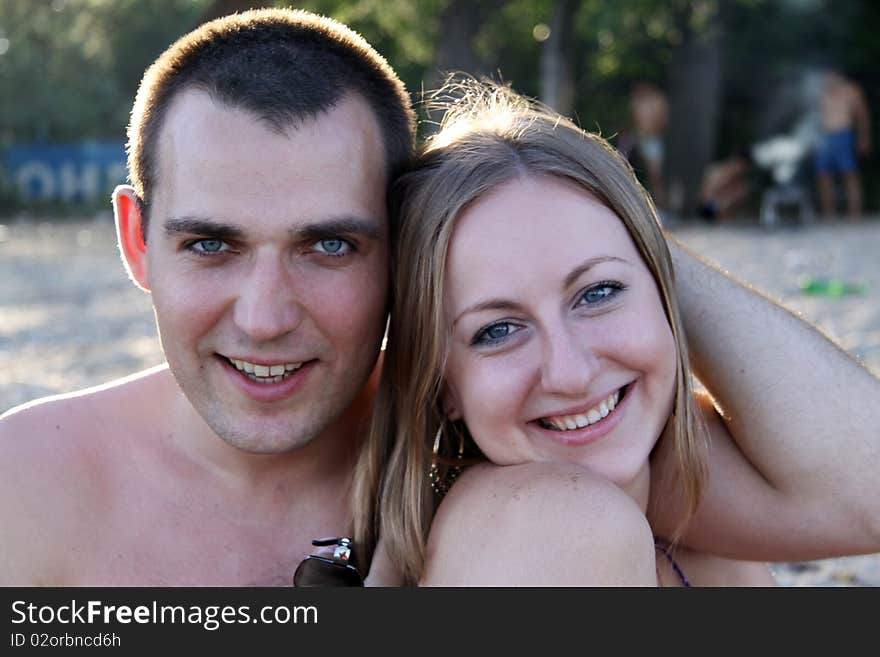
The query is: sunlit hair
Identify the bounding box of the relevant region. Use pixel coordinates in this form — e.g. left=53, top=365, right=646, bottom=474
left=353, top=79, right=708, bottom=585
left=127, top=7, right=414, bottom=238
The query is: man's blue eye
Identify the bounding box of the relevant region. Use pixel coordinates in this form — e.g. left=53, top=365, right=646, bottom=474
left=315, top=238, right=352, bottom=256
left=191, top=239, right=227, bottom=254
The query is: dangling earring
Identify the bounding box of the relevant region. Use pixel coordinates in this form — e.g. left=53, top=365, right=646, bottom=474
left=428, top=421, right=465, bottom=496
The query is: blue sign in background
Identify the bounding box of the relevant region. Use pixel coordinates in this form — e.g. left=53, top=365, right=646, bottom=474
left=3, top=142, right=127, bottom=202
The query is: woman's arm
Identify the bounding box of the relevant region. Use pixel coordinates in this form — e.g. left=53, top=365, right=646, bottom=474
left=651, top=237, right=880, bottom=560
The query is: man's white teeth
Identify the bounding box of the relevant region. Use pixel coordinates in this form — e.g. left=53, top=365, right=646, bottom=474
left=541, top=390, right=621, bottom=431
left=229, top=358, right=303, bottom=383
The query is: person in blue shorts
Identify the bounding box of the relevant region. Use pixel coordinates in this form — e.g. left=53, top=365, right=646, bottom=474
left=814, top=67, right=872, bottom=220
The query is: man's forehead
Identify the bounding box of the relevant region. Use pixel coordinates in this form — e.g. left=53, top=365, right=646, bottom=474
left=155, top=87, right=385, bottom=161
left=150, top=88, right=389, bottom=228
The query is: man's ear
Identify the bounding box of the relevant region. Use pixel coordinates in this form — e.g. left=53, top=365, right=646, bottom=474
left=113, top=185, right=150, bottom=292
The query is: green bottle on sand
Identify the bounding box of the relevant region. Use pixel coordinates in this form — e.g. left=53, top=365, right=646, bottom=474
left=798, top=275, right=867, bottom=297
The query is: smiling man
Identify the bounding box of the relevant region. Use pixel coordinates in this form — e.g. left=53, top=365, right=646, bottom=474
left=0, top=8, right=413, bottom=586
left=125, top=88, right=389, bottom=456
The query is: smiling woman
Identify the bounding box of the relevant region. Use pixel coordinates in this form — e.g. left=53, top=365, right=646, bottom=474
left=354, top=79, right=880, bottom=587
left=353, top=80, right=716, bottom=586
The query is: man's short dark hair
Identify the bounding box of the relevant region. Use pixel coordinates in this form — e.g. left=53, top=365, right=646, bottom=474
left=127, top=7, right=415, bottom=236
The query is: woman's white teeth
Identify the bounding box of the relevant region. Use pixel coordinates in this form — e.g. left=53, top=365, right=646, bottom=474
left=541, top=390, right=621, bottom=431
left=230, top=359, right=303, bottom=383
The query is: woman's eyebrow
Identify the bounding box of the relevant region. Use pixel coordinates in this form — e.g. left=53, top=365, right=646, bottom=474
left=453, top=299, right=522, bottom=326
left=453, top=256, right=632, bottom=326
left=563, top=255, right=630, bottom=289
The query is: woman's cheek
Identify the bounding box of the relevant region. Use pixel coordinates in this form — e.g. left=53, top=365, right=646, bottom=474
left=457, top=357, right=533, bottom=466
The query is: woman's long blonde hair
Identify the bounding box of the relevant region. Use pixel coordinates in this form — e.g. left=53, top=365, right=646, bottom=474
left=353, top=79, right=707, bottom=585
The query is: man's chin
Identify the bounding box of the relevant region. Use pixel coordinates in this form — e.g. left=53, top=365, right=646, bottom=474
left=227, top=426, right=320, bottom=455
left=201, top=410, right=324, bottom=455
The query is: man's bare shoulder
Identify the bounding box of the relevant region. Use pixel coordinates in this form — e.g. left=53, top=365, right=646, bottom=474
left=0, top=365, right=173, bottom=584
left=0, top=364, right=176, bottom=484
left=2, top=363, right=171, bottom=429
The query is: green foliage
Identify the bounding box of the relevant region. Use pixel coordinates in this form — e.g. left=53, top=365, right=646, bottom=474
left=1, top=0, right=878, bottom=210
left=301, top=0, right=443, bottom=94
left=0, top=0, right=208, bottom=146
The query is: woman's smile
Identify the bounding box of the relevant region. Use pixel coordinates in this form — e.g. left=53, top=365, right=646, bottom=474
left=530, top=381, right=633, bottom=447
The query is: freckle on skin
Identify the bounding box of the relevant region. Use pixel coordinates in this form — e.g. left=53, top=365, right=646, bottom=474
left=56, top=425, right=60, bottom=430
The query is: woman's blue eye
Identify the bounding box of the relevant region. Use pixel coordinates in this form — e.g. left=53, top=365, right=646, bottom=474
left=486, top=324, right=511, bottom=340
left=580, top=282, right=623, bottom=305
left=473, top=322, right=518, bottom=346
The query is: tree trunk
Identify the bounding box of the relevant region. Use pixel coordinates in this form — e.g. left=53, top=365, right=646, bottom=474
left=429, top=0, right=505, bottom=88
left=665, top=6, right=725, bottom=217
left=540, top=0, right=581, bottom=116
left=422, top=0, right=505, bottom=133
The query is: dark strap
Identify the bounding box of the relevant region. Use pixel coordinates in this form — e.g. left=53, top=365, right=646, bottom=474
left=654, top=539, right=692, bottom=587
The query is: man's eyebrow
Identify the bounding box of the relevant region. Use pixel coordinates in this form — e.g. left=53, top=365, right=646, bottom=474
left=163, top=217, right=244, bottom=240
left=291, top=217, right=383, bottom=242
left=162, top=216, right=384, bottom=241
left=563, top=255, right=630, bottom=289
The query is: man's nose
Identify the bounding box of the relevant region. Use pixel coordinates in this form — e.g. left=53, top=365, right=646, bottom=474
left=540, top=324, right=599, bottom=397
left=232, top=254, right=304, bottom=342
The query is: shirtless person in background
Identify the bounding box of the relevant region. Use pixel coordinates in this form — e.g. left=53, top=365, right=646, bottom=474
left=814, top=67, right=872, bottom=219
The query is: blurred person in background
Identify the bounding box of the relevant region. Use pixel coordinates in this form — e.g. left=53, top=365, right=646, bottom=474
left=813, top=66, right=872, bottom=220
left=698, top=154, right=752, bottom=223
left=629, top=81, right=669, bottom=211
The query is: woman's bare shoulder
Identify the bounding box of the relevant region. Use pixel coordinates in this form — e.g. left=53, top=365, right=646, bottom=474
left=421, top=462, right=657, bottom=586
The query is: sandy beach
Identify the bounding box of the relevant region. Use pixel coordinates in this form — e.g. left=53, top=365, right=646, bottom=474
left=1, top=215, right=878, bottom=586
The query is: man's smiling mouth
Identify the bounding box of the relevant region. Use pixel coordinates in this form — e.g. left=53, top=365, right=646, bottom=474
left=538, top=385, right=628, bottom=431
left=222, top=357, right=307, bottom=384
